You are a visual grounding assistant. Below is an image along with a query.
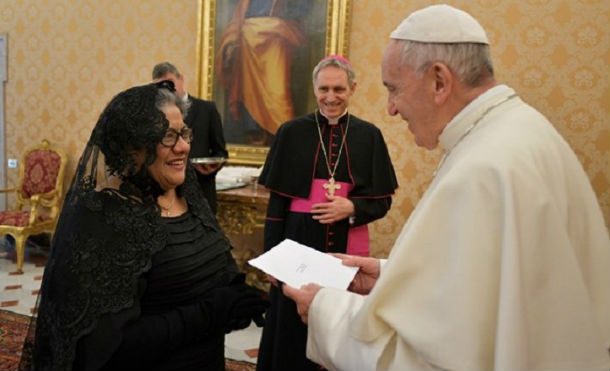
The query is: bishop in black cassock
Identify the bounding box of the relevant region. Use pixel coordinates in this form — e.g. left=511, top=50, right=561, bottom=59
left=256, top=109, right=398, bottom=371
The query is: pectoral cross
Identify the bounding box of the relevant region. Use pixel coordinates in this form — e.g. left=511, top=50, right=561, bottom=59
left=323, top=177, right=341, bottom=197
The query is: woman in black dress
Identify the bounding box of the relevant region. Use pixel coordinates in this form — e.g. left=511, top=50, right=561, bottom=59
left=20, top=81, right=267, bottom=371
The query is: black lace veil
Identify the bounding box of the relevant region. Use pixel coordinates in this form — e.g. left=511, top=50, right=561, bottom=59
left=19, top=81, right=217, bottom=370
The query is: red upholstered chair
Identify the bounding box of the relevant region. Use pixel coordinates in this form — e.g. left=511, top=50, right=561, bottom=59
left=0, top=139, right=67, bottom=273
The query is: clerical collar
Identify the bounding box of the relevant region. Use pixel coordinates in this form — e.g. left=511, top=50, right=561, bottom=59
left=319, top=109, right=348, bottom=125
left=182, top=93, right=190, bottom=102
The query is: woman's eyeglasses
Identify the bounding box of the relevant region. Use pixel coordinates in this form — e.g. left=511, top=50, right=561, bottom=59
left=161, top=127, right=193, bottom=148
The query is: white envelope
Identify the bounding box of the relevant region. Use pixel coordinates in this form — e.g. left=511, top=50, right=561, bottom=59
left=248, top=239, right=358, bottom=290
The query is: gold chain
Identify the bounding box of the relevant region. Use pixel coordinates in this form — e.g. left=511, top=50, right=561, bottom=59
left=314, top=110, right=350, bottom=180
left=159, top=194, right=176, bottom=217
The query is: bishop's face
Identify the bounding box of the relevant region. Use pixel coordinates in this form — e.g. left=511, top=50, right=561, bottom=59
left=313, top=66, right=356, bottom=120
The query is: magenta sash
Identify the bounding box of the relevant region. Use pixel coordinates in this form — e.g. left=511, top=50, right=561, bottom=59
left=289, top=179, right=369, bottom=256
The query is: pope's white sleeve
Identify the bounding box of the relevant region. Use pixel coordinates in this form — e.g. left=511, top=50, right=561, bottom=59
left=306, top=287, right=392, bottom=370
left=379, top=258, right=388, bottom=274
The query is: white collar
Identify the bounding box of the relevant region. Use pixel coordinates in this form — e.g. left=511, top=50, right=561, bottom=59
left=319, top=109, right=348, bottom=125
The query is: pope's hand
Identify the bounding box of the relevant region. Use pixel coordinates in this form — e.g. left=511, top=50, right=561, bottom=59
left=331, top=253, right=380, bottom=295
left=282, top=283, right=322, bottom=324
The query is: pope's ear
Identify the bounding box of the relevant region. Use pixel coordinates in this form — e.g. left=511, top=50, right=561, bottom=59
left=431, top=62, right=453, bottom=104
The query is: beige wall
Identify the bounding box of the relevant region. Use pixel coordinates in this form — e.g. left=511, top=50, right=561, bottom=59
left=2, top=0, right=608, bottom=257
left=1, top=0, right=200, bottom=187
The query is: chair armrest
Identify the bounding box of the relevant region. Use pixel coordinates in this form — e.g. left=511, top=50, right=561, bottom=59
left=33, top=190, right=58, bottom=199
left=29, top=190, right=61, bottom=224
left=28, top=195, right=42, bottom=225
left=36, top=190, right=60, bottom=208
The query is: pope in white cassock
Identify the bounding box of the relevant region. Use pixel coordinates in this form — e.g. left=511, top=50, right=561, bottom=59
left=281, top=4, right=610, bottom=370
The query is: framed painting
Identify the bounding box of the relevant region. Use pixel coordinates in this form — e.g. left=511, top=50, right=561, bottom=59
left=196, top=0, right=352, bottom=165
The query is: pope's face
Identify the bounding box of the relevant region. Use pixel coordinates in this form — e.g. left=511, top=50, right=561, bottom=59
left=382, top=41, right=439, bottom=149
left=313, top=66, right=356, bottom=120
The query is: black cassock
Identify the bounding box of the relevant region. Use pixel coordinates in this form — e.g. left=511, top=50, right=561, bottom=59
left=257, top=111, right=398, bottom=371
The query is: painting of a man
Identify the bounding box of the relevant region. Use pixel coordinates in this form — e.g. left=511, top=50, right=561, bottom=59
left=215, top=0, right=323, bottom=146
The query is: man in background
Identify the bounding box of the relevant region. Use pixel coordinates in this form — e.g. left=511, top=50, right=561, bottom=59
left=282, top=4, right=610, bottom=370
left=153, top=62, right=228, bottom=214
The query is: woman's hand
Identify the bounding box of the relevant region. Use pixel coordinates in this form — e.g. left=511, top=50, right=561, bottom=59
left=202, top=277, right=269, bottom=334
left=266, top=274, right=279, bottom=287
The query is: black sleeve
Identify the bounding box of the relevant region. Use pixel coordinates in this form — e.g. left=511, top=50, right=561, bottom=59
left=197, top=102, right=228, bottom=184
left=263, top=191, right=290, bottom=251
left=208, top=102, right=228, bottom=160
left=350, top=196, right=392, bottom=227
left=100, top=298, right=214, bottom=370
left=75, top=277, right=214, bottom=371
left=98, top=270, right=266, bottom=371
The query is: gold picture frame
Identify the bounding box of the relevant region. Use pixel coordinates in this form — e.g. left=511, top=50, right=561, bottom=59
left=196, top=0, right=352, bottom=166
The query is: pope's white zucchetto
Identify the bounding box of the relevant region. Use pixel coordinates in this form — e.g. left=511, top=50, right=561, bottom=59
left=390, top=4, right=489, bottom=45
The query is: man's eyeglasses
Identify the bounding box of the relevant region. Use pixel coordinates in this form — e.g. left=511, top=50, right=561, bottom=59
left=161, top=127, right=193, bottom=147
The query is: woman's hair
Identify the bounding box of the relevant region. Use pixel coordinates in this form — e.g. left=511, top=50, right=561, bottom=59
left=90, top=81, right=189, bottom=198
left=397, top=40, right=494, bottom=87
left=312, top=55, right=356, bottom=86
left=155, top=84, right=189, bottom=116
